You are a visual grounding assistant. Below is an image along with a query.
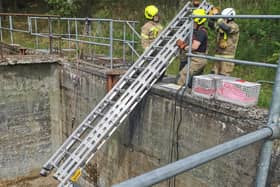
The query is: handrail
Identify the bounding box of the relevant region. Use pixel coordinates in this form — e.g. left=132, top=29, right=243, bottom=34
left=0, top=15, right=141, bottom=67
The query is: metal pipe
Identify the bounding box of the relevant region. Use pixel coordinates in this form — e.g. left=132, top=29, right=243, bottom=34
left=75, top=18, right=79, bottom=57
left=185, top=20, right=194, bottom=87
left=109, top=20, right=113, bottom=69
left=113, top=126, right=276, bottom=187
left=0, top=16, right=2, bottom=41
left=27, top=16, right=31, bottom=33
left=68, top=20, right=71, bottom=48
left=0, top=27, right=29, bottom=33
left=126, top=42, right=140, bottom=58
left=48, top=17, right=52, bottom=54
left=193, top=15, right=280, bottom=19
left=60, top=17, right=138, bottom=24
left=60, top=38, right=111, bottom=47
left=189, top=53, right=278, bottom=68
left=123, top=23, right=126, bottom=63
left=53, top=33, right=136, bottom=43
left=131, top=22, right=135, bottom=63
left=256, top=57, right=280, bottom=187
left=34, top=18, right=39, bottom=48
left=9, top=16, right=13, bottom=44
left=126, top=21, right=141, bottom=39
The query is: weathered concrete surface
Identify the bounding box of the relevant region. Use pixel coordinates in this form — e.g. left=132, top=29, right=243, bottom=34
left=1, top=57, right=280, bottom=187
left=93, top=84, right=270, bottom=187
left=59, top=62, right=107, bottom=140
left=0, top=60, right=62, bottom=183
left=57, top=63, right=280, bottom=187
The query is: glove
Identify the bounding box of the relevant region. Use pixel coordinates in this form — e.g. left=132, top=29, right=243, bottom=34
left=218, top=38, right=227, bottom=49
left=217, top=18, right=224, bottom=26
left=176, top=39, right=187, bottom=50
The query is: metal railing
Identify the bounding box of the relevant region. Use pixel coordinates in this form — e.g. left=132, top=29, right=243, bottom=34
left=0, top=13, right=141, bottom=68
left=113, top=14, right=280, bottom=187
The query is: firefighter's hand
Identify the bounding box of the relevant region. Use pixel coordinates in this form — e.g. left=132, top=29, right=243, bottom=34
left=217, top=18, right=224, bottom=26
left=176, top=39, right=187, bottom=50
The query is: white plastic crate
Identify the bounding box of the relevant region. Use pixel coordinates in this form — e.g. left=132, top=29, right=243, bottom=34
left=216, top=79, right=261, bottom=107
left=192, top=74, right=235, bottom=99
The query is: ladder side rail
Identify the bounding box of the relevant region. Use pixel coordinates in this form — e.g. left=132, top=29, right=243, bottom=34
left=53, top=1, right=197, bottom=183
left=54, top=17, right=194, bottom=184
left=42, top=47, right=156, bottom=170
left=43, top=0, right=212, bottom=182
left=48, top=0, right=194, bottom=168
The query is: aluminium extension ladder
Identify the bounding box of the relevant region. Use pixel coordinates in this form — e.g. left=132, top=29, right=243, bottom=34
left=40, top=1, right=212, bottom=186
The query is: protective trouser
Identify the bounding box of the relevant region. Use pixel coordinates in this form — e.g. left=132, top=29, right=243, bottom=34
left=177, top=56, right=207, bottom=87
left=212, top=54, right=235, bottom=76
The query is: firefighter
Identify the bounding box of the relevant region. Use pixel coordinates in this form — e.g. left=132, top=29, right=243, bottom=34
left=176, top=8, right=208, bottom=87
left=211, top=8, right=240, bottom=76
left=141, top=5, right=163, bottom=50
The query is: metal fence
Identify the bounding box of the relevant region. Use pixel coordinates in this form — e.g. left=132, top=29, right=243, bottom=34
left=0, top=13, right=141, bottom=68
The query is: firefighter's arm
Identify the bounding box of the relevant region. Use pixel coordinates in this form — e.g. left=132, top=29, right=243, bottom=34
left=176, top=39, right=200, bottom=51
left=191, top=40, right=201, bottom=50
left=217, top=19, right=231, bottom=34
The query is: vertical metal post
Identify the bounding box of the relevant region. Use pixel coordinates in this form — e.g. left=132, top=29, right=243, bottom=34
left=58, top=17, right=62, bottom=55
left=185, top=19, right=194, bottom=87
left=34, top=17, right=39, bottom=49
left=27, top=16, right=31, bottom=33
left=131, top=22, right=135, bottom=63
left=109, top=20, right=113, bottom=69
left=89, top=19, right=93, bottom=60
left=9, top=16, right=13, bottom=44
left=68, top=19, right=71, bottom=49
left=48, top=17, right=53, bottom=54
left=256, top=57, right=280, bottom=187
left=0, top=16, right=3, bottom=41
left=75, top=18, right=79, bottom=58
left=123, top=22, right=126, bottom=64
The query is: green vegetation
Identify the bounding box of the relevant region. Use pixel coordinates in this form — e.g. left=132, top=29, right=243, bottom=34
left=2, top=0, right=280, bottom=108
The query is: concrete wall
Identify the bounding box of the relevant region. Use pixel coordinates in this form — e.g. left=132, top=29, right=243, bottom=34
left=60, top=63, right=280, bottom=187
left=1, top=59, right=279, bottom=187
left=0, top=62, right=62, bottom=182
left=59, top=63, right=107, bottom=140
left=94, top=85, right=270, bottom=187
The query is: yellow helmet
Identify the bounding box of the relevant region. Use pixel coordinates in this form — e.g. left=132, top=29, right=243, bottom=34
left=145, top=5, right=159, bottom=20
left=193, top=8, right=207, bottom=25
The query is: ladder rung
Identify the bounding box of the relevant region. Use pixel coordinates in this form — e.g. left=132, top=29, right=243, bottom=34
left=42, top=2, right=207, bottom=185
left=124, top=77, right=136, bottom=82
left=144, top=56, right=155, bottom=61
left=170, top=26, right=180, bottom=30
left=104, top=100, right=116, bottom=105
left=180, top=17, right=190, bottom=21
left=162, top=36, right=172, bottom=40
left=134, top=66, right=145, bottom=71
left=152, top=45, right=163, bottom=50
left=84, top=123, right=94, bottom=128
left=94, top=111, right=105, bottom=116
left=63, top=149, right=72, bottom=155
left=72, top=135, right=82, bottom=142
left=115, top=88, right=126, bottom=93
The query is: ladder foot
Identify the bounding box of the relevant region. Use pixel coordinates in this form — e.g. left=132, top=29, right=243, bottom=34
left=40, top=168, right=49, bottom=177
